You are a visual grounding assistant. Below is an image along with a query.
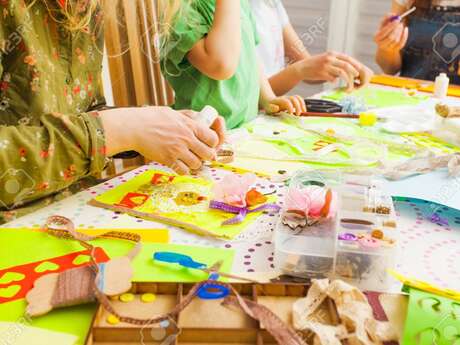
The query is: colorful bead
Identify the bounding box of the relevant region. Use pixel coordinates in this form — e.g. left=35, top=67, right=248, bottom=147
left=339, top=233, right=357, bottom=241
left=371, top=229, right=384, bottom=239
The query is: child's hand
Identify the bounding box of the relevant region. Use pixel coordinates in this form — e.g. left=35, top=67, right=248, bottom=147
left=265, top=95, right=306, bottom=116
left=295, top=52, right=374, bottom=92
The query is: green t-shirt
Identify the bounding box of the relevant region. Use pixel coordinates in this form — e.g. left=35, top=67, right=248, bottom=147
left=161, top=0, right=261, bottom=129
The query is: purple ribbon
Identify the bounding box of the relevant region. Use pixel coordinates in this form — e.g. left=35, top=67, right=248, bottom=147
left=209, top=200, right=281, bottom=225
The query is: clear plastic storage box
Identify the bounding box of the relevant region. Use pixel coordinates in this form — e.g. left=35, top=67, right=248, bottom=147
left=274, top=170, right=399, bottom=291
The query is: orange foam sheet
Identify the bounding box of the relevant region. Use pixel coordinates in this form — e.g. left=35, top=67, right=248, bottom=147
left=0, top=248, right=109, bottom=304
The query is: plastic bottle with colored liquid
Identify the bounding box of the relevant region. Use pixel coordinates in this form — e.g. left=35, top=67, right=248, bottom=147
left=434, top=73, right=450, bottom=99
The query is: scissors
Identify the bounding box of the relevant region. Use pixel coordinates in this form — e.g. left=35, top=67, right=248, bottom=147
left=153, top=252, right=256, bottom=299
left=305, top=99, right=342, bottom=113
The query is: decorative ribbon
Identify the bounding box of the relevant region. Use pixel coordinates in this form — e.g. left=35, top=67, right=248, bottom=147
left=382, top=153, right=460, bottom=180
left=209, top=200, right=281, bottom=225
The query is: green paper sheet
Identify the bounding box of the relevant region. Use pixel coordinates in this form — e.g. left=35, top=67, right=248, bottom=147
left=0, top=228, right=235, bottom=345
left=140, top=242, right=234, bottom=282
left=0, top=300, right=95, bottom=345
left=402, top=288, right=460, bottom=345
left=0, top=322, right=78, bottom=345
left=231, top=116, right=418, bottom=172
left=323, top=87, right=429, bottom=108
left=91, top=170, right=275, bottom=239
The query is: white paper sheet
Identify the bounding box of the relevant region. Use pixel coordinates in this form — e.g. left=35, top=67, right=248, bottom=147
left=384, top=169, right=460, bottom=211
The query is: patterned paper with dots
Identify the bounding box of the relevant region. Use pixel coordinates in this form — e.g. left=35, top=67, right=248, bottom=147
left=4, top=163, right=460, bottom=291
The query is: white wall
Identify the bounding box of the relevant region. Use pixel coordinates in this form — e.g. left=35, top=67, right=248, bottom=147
left=284, top=0, right=332, bottom=96
left=351, top=0, right=392, bottom=72
left=283, top=0, right=391, bottom=96
left=102, top=45, right=115, bottom=107
left=101, top=1, right=389, bottom=101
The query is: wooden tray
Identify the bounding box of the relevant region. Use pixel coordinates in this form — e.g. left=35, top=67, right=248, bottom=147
left=85, top=282, right=407, bottom=345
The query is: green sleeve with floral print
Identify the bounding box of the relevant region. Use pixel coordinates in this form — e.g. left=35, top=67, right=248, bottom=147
left=0, top=1, right=107, bottom=221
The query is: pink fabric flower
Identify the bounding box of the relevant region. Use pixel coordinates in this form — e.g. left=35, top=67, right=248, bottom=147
left=212, top=173, right=256, bottom=208
left=285, top=185, right=337, bottom=219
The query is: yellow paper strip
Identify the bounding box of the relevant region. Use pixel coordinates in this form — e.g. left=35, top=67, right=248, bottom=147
left=388, top=269, right=460, bottom=301
left=371, top=74, right=460, bottom=98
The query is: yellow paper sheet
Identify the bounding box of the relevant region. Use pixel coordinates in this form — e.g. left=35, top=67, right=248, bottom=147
left=91, top=170, right=275, bottom=239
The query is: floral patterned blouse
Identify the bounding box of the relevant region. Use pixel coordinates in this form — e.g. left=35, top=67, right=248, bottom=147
left=0, top=0, right=108, bottom=223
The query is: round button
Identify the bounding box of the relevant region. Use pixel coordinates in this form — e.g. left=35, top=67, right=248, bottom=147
left=141, top=293, right=156, bottom=303
left=106, top=314, right=120, bottom=325
left=119, top=293, right=135, bottom=303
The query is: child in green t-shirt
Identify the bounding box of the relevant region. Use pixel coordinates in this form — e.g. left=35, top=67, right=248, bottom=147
left=159, top=0, right=305, bottom=130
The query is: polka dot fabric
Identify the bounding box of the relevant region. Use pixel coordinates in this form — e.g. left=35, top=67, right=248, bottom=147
left=5, top=164, right=460, bottom=291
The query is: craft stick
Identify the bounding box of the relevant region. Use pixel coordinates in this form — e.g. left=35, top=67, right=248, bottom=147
left=300, top=112, right=360, bottom=119
left=391, top=6, right=416, bottom=21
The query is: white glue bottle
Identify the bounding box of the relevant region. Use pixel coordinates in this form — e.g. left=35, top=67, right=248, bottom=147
left=196, top=105, right=218, bottom=127
left=434, top=73, right=450, bottom=99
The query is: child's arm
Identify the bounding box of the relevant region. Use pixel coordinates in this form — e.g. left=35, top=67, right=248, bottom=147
left=187, top=0, right=241, bottom=80
left=258, top=60, right=306, bottom=116
left=269, top=24, right=373, bottom=95
left=374, top=1, right=408, bottom=75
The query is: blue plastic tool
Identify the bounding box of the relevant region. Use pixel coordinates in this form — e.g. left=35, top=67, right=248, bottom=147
left=153, top=252, right=230, bottom=300
left=153, top=252, right=207, bottom=270
left=196, top=273, right=230, bottom=300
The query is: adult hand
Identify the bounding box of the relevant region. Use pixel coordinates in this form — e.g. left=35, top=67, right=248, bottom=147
left=374, top=14, right=409, bottom=54
left=295, top=52, right=374, bottom=92
left=101, top=106, right=224, bottom=175
left=179, top=109, right=227, bottom=146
